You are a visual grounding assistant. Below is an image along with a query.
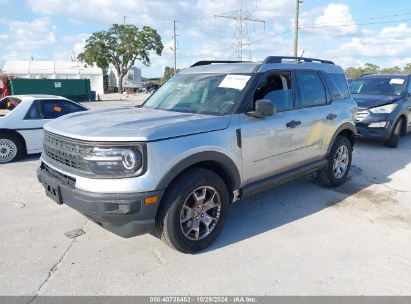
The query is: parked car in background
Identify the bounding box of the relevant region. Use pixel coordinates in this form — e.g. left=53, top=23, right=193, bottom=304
left=0, top=95, right=87, bottom=163
left=350, top=74, right=411, bottom=147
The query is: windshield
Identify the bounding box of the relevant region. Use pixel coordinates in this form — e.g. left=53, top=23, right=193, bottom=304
left=349, top=77, right=406, bottom=96
left=143, top=73, right=251, bottom=115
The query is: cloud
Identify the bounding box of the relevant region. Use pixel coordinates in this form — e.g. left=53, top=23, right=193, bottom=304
left=301, top=3, right=357, bottom=38
left=1, top=17, right=56, bottom=51
left=337, top=23, right=411, bottom=58
left=25, top=0, right=291, bottom=65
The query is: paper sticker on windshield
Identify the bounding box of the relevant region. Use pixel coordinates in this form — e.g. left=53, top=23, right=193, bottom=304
left=219, top=75, right=251, bottom=90
left=390, top=78, right=405, bottom=85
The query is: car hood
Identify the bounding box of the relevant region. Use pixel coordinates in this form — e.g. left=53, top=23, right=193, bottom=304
left=44, top=107, right=231, bottom=142
left=352, top=94, right=401, bottom=109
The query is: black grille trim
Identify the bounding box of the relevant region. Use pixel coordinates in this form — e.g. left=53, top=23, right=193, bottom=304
left=42, top=163, right=76, bottom=187
left=43, top=131, right=90, bottom=173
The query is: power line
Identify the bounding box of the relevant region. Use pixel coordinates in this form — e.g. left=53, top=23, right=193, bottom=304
left=302, top=16, right=411, bottom=29
left=215, top=0, right=265, bottom=60
left=250, top=15, right=411, bottom=44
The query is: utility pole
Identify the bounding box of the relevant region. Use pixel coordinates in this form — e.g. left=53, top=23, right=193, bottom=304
left=215, top=0, right=265, bottom=61
left=293, top=0, right=301, bottom=57
left=173, top=20, right=178, bottom=75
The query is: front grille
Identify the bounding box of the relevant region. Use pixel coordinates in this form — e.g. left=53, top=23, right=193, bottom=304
left=356, top=109, right=369, bottom=122
left=43, top=131, right=90, bottom=172
left=42, top=163, right=76, bottom=187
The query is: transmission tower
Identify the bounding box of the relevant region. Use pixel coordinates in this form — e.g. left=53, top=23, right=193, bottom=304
left=215, top=0, right=265, bottom=60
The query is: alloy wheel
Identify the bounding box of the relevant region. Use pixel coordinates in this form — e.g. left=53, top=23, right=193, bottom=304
left=333, top=145, right=349, bottom=179
left=179, top=186, right=221, bottom=241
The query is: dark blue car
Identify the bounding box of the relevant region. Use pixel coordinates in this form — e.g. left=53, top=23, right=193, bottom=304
left=350, top=74, right=411, bottom=147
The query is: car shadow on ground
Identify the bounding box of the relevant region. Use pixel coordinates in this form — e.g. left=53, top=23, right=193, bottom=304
left=15, top=153, right=41, bottom=163
left=204, top=136, right=411, bottom=252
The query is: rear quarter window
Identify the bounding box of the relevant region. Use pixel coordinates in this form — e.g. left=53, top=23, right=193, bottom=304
left=329, top=73, right=350, bottom=99
left=40, top=99, right=86, bottom=119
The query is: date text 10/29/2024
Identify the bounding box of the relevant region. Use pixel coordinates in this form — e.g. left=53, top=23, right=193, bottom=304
left=149, top=297, right=257, bottom=303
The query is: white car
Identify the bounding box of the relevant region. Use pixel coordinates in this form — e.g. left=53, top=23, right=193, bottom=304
left=0, top=95, right=87, bottom=163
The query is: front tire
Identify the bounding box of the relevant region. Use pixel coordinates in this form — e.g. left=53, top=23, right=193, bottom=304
left=155, top=168, right=229, bottom=253
left=0, top=134, right=23, bottom=163
left=319, top=135, right=352, bottom=187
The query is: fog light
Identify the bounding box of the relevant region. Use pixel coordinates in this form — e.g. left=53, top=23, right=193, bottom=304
left=106, top=202, right=130, bottom=214
left=368, top=121, right=387, bottom=128
left=118, top=203, right=130, bottom=213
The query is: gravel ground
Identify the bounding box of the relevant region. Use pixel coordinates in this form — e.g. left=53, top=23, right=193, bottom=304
left=1, top=100, right=411, bottom=296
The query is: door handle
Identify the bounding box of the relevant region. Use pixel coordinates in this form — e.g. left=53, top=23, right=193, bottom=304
left=326, top=113, right=337, bottom=120
left=286, top=120, right=302, bottom=128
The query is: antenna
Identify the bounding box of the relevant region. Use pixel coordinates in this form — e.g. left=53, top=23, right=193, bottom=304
left=215, top=0, right=265, bottom=60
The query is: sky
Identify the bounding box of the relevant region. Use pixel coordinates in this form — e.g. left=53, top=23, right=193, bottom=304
left=1, top=0, right=411, bottom=77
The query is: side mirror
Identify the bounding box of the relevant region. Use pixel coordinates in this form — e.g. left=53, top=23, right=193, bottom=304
left=246, top=99, right=276, bottom=118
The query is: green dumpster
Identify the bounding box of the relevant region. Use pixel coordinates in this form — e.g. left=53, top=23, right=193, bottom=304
left=8, top=78, right=92, bottom=101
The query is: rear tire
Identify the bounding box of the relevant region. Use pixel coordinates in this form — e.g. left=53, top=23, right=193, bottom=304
left=385, top=119, right=402, bottom=148
left=319, top=135, right=352, bottom=187
left=0, top=133, right=23, bottom=163
left=155, top=168, right=229, bottom=253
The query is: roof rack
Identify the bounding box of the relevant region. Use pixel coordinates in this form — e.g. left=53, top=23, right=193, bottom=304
left=263, top=56, right=334, bottom=65
left=190, top=60, right=247, bottom=67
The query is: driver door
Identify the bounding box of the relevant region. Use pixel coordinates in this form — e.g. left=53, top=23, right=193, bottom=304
left=240, top=71, right=307, bottom=185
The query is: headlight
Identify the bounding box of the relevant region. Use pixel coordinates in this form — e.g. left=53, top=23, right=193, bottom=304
left=369, top=104, right=398, bottom=114
left=84, top=147, right=142, bottom=176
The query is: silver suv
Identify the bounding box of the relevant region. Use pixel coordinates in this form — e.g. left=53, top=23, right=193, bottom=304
left=37, top=56, right=357, bottom=253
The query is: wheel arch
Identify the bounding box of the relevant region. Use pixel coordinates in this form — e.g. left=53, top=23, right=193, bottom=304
left=326, top=123, right=356, bottom=157
left=156, top=151, right=241, bottom=201
left=0, top=128, right=27, bottom=154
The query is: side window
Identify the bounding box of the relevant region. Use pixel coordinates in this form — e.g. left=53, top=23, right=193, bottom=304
left=40, top=100, right=85, bottom=119
left=322, top=73, right=344, bottom=101
left=24, top=101, right=41, bottom=120
left=60, top=100, right=86, bottom=113
left=407, top=77, right=411, bottom=94
left=329, top=73, right=350, bottom=99
left=295, top=71, right=327, bottom=107
left=253, top=72, right=294, bottom=112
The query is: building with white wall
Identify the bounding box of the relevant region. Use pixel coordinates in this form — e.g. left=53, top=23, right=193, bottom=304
left=107, top=66, right=142, bottom=91
left=1, top=60, right=104, bottom=96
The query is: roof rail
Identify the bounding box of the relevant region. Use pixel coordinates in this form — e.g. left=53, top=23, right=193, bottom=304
left=263, top=56, right=334, bottom=65
left=190, top=60, right=247, bottom=67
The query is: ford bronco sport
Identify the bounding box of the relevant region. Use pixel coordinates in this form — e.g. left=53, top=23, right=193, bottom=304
left=37, top=56, right=357, bottom=253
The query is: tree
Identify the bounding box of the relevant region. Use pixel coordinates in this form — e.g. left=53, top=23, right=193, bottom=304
left=380, top=66, right=401, bottom=74
left=163, top=66, right=181, bottom=83
left=78, top=24, right=163, bottom=93
left=363, top=63, right=380, bottom=74
left=403, top=63, right=411, bottom=74
left=345, top=67, right=363, bottom=78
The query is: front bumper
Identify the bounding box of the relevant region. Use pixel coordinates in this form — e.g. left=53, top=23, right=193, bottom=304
left=356, top=124, right=392, bottom=140
left=37, top=164, right=164, bottom=238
